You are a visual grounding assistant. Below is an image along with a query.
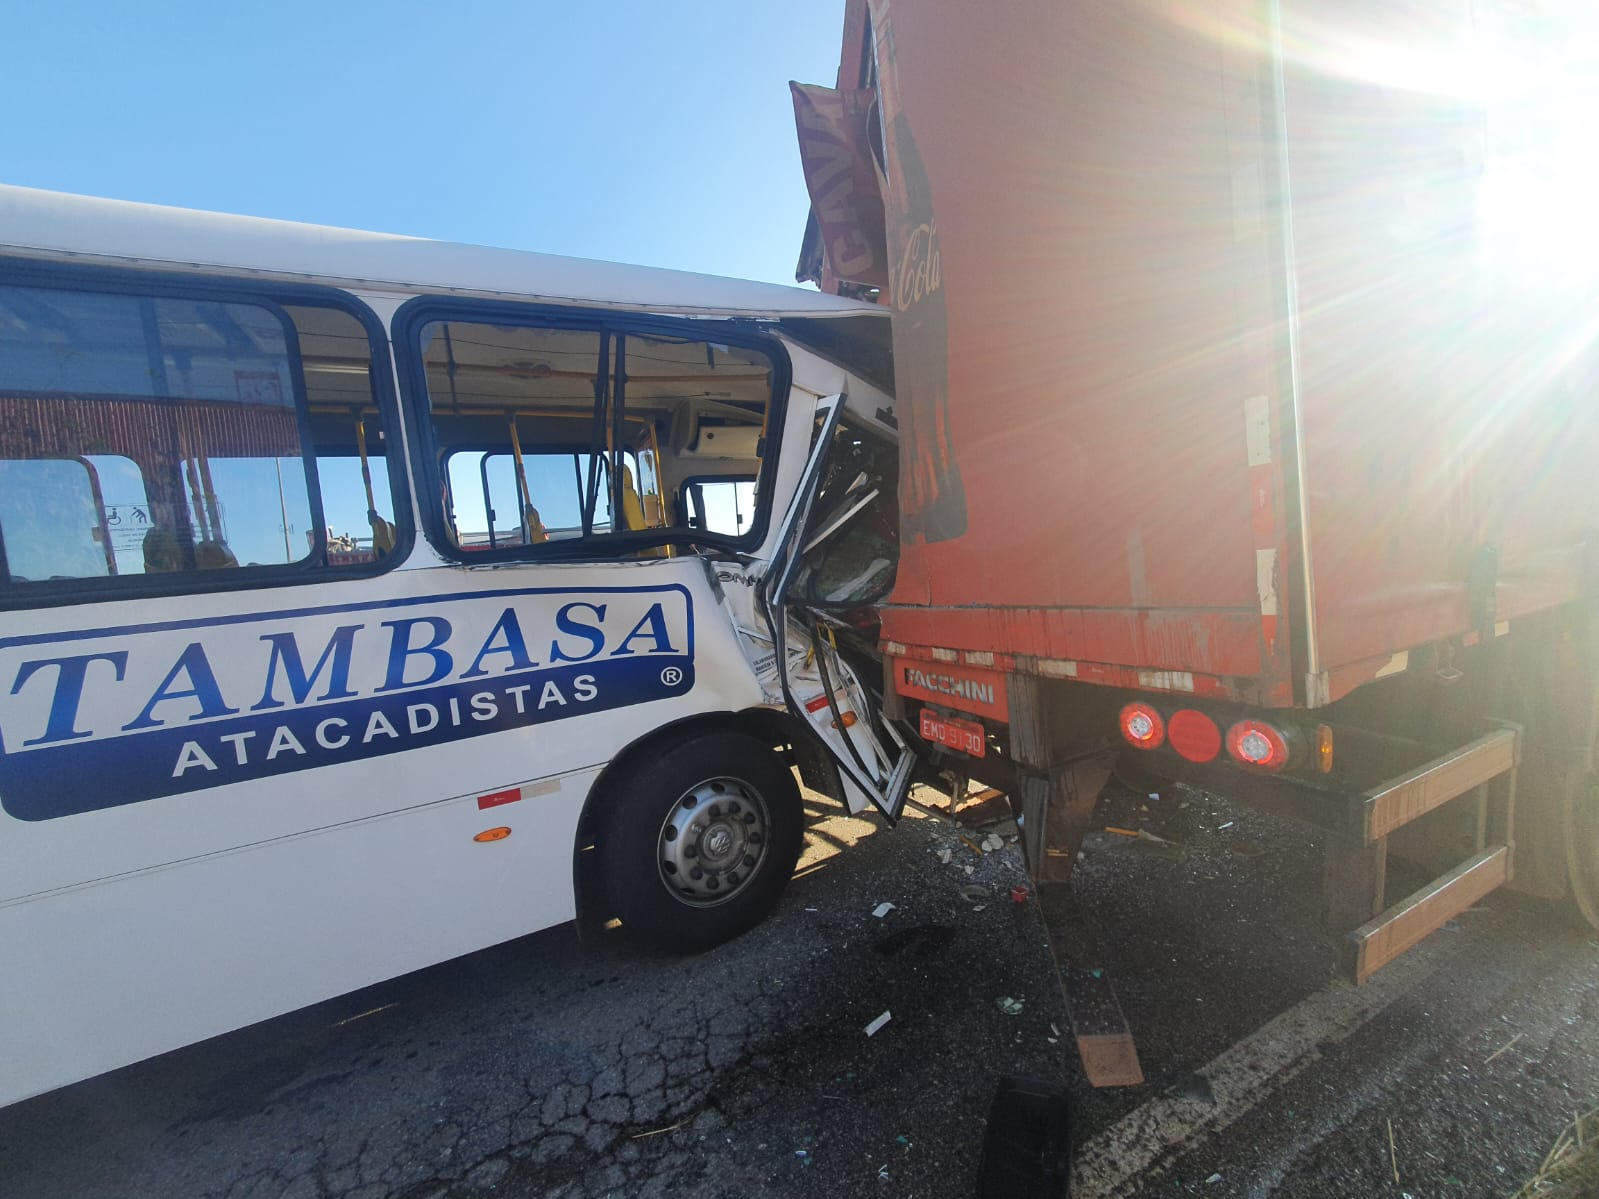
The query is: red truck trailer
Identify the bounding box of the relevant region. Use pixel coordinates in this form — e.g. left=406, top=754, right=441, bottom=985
left=795, top=0, right=1599, bottom=1083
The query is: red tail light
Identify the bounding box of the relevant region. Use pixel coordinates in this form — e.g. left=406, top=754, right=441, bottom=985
left=1119, top=702, right=1165, bottom=750
left=1168, top=709, right=1221, bottom=763
left=1226, top=720, right=1290, bottom=771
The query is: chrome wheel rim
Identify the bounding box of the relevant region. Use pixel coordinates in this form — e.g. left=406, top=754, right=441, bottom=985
left=656, top=776, right=770, bottom=907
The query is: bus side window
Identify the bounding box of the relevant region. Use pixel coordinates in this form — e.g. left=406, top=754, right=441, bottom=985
left=0, top=459, right=109, bottom=581
left=292, top=304, right=401, bottom=568
left=0, top=283, right=405, bottom=595
left=409, top=316, right=777, bottom=560
left=682, top=477, right=756, bottom=536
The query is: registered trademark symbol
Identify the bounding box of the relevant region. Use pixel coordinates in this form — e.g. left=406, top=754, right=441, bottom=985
left=660, top=666, right=684, bottom=687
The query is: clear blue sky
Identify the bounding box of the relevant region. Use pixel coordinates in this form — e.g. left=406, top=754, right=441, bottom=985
left=4, top=1, right=844, bottom=286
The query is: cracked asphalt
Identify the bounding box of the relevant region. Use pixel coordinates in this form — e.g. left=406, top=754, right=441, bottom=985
left=3, top=781, right=1598, bottom=1198
left=0, top=792, right=1068, bottom=1199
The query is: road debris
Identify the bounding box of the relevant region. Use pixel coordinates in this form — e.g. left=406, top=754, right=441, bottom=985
left=996, top=997, right=1024, bottom=1016
left=981, top=832, right=1006, bottom=852
left=937, top=847, right=953, bottom=864
left=1206, top=1172, right=1223, bottom=1184
left=1010, top=885, right=1030, bottom=905
left=1485, top=1032, right=1524, bottom=1063
left=1104, top=826, right=1175, bottom=842
left=1510, top=1105, right=1599, bottom=1199
left=872, top=902, right=896, bottom=918
left=865, top=1011, right=892, bottom=1037
left=1388, top=1118, right=1400, bottom=1184
left=960, top=884, right=990, bottom=903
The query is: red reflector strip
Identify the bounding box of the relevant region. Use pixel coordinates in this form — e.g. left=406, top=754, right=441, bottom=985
left=803, top=694, right=832, bottom=713
left=478, top=787, right=522, bottom=810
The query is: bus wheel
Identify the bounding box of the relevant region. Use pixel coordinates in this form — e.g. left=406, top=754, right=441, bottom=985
left=599, top=731, right=803, bottom=952
left=1569, top=767, right=1599, bottom=929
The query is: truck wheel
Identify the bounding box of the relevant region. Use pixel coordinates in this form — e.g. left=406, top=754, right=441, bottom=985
left=1568, top=768, right=1599, bottom=929
left=598, top=731, right=803, bottom=952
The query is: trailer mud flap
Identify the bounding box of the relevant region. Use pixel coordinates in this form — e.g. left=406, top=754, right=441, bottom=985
left=761, top=394, right=914, bottom=821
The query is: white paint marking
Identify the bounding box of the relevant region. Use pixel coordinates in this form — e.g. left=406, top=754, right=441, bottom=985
left=1137, top=670, right=1195, bottom=693
left=1256, top=547, right=1279, bottom=617
left=1072, top=946, right=1436, bottom=1197
left=1244, top=395, right=1273, bottom=466
left=1374, top=651, right=1409, bottom=680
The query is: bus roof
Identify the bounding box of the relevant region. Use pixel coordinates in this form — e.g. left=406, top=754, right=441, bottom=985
left=0, top=185, right=886, bottom=320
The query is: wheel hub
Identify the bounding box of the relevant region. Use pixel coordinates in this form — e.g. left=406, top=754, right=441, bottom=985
left=657, top=776, right=769, bottom=907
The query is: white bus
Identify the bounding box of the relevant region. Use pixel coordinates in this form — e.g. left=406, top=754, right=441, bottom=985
left=0, top=186, right=911, bottom=1108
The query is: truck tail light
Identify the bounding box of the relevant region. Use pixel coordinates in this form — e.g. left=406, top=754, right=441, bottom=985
left=1226, top=720, right=1290, bottom=771
left=1167, top=709, right=1221, bottom=763
left=1119, top=702, right=1165, bottom=750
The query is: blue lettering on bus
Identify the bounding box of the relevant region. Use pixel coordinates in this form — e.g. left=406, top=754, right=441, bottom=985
left=0, top=586, right=696, bottom=821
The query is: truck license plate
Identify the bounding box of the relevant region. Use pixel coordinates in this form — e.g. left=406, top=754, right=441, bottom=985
left=919, top=708, right=986, bottom=757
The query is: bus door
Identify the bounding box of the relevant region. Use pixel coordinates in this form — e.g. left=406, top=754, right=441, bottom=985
left=762, top=394, right=913, bottom=820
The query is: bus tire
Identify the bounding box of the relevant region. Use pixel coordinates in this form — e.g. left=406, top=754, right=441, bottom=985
left=598, top=731, right=803, bottom=953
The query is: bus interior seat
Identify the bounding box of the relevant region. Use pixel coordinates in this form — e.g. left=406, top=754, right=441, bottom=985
left=142, top=527, right=185, bottom=573
left=620, top=465, right=647, bottom=532
left=194, top=539, right=239, bottom=570
left=368, top=509, right=397, bottom=555
left=525, top=505, right=550, bottom=544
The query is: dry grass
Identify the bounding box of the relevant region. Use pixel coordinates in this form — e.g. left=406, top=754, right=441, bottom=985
left=1512, top=1107, right=1599, bottom=1199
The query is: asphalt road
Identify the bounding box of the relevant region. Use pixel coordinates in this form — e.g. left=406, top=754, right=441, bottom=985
left=3, top=782, right=1597, bottom=1199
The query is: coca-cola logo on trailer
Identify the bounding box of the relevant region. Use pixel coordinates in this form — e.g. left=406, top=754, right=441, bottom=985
left=896, top=220, right=941, bottom=312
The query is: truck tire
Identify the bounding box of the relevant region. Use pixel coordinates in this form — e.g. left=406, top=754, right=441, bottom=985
left=598, top=731, right=804, bottom=952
